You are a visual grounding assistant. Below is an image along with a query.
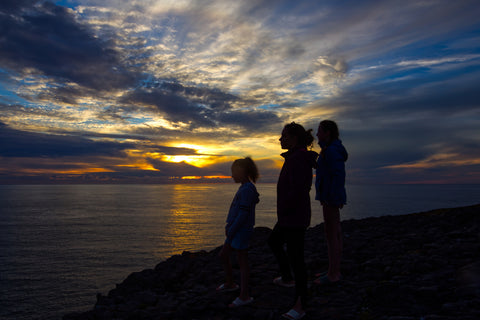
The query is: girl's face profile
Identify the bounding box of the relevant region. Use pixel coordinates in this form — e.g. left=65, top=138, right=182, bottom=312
left=279, top=129, right=297, bottom=150
left=231, top=165, right=247, bottom=183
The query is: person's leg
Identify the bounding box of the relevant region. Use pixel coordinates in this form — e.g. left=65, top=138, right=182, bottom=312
left=337, top=212, right=343, bottom=272
left=286, top=228, right=307, bottom=313
left=323, top=205, right=342, bottom=281
left=237, top=249, right=250, bottom=300
left=219, top=243, right=235, bottom=288
left=268, top=224, right=293, bottom=282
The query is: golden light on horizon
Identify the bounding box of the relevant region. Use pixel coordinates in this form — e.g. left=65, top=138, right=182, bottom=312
left=204, top=175, right=231, bottom=179
left=18, top=167, right=116, bottom=175
left=180, top=175, right=231, bottom=180
left=181, top=176, right=202, bottom=180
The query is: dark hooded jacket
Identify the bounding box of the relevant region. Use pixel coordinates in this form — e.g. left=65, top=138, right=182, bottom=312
left=315, top=139, right=348, bottom=206
left=277, top=147, right=318, bottom=228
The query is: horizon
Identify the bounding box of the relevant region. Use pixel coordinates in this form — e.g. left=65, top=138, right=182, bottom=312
left=2, top=180, right=480, bottom=186
left=1, top=1, right=479, bottom=185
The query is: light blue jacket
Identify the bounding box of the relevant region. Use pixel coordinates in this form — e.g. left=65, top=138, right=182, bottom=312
left=225, top=182, right=259, bottom=242
left=315, top=139, right=348, bottom=206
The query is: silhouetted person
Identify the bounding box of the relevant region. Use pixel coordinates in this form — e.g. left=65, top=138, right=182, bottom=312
left=217, top=157, right=259, bottom=308
left=314, top=120, right=348, bottom=286
left=268, top=122, right=318, bottom=320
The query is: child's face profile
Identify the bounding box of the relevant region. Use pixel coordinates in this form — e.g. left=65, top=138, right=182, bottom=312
left=231, top=165, right=247, bottom=183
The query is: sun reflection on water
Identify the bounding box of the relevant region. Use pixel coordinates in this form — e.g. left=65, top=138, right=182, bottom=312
left=157, top=184, right=236, bottom=258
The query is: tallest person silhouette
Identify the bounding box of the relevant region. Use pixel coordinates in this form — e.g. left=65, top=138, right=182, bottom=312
left=268, top=122, right=318, bottom=320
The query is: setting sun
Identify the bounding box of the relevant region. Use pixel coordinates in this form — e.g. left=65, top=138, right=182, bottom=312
left=161, top=155, right=221, bottom=167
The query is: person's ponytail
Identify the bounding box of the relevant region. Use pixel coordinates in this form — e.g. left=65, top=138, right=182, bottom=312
left=244, top=157, right=259, bottom=183
left=284, top=122, right=314, bottom=149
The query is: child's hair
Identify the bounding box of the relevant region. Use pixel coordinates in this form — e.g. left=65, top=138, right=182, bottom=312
left=319, top=120, right=340, bottom=142
left=284, top=122, right=314, bottom=149
left=232, top=157, right=259, bottom=183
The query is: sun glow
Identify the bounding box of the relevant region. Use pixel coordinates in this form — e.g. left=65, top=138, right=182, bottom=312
left=158, top=143, right=228, bottom=167
left=161, top=155, right=219, bottom=167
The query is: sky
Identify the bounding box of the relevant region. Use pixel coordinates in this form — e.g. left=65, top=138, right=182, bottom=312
left=1, top=0, right=479, bottom=184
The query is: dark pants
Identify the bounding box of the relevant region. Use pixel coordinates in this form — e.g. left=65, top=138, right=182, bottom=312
left=268, top=223, right=308, bottom=307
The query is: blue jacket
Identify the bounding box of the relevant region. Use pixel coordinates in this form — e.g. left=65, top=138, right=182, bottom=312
left=225, top=182, right=259, bottom=242
left=315, top=139, right=348, bottom=206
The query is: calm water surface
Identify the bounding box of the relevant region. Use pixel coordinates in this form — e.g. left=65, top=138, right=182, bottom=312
left=0, top=183, right=479, bottom=319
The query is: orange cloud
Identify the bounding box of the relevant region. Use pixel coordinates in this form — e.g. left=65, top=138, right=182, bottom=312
left=383, top=153, right=480, bottom=170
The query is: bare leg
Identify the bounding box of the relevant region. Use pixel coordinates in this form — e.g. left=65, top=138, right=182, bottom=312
left=323, top=205, right=342, bottom=281
left=219, top=243, right=235, bottom=288
left=237, top=249, right=250, bottom=300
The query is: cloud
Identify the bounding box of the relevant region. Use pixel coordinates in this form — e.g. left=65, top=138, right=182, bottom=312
left=324, top=54, right=480, bottom=126
left=0, top=1, right=138, bottom=92
left=0, top=121, right=210, bottom=160
left=0, top=120, right=232, bottom=183
left=0, top=0, right=34, bottom=14
left=121, top=80, right=283, bottom=131
left=0, top=121, right=133, bottom=158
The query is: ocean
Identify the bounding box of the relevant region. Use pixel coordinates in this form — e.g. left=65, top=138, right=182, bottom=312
left=0, top=183, right=479, bottom=320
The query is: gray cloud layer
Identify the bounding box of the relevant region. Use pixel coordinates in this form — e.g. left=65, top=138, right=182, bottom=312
left=0, top=1, right=138, bottom=92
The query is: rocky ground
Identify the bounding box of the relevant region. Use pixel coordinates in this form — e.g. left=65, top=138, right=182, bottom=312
left=64, top=204, right=480, bottom=320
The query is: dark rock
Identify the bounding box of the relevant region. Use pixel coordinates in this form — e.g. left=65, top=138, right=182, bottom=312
left=64, top=204, right=480, bottom=320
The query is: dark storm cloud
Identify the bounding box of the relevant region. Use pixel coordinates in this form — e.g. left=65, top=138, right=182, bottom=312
left=0, top=121, right=204, bottom=158
left=123, top=87, right=215, bottom=127
left=0, top=122, right=134, bottom=158
left=218, top=109, right=282, bottom=131
left=122, top=81, right=282, bottom=131
left=0, top=1, right=137, bottom=92
left=341, top=128, right=428, bottom=167
left=0, top=0, right=36, bottom=14
left=36, top=85, right=94, bottom=105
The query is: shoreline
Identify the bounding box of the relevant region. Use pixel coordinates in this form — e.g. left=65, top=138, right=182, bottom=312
left=64, top=204, right=480, bottom=319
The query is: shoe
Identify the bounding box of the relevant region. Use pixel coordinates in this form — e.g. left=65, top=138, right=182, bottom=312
left=313, top=274, right=342, bottom=286
left=216, top=283, right=239, bottom=292
left=314, top=271, right=327, bottom=278
left=282, top=309, right=306, bottom=319
left=229, top=297, right=254, bottom=308
left=273, top=276, right=295, bottom=288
